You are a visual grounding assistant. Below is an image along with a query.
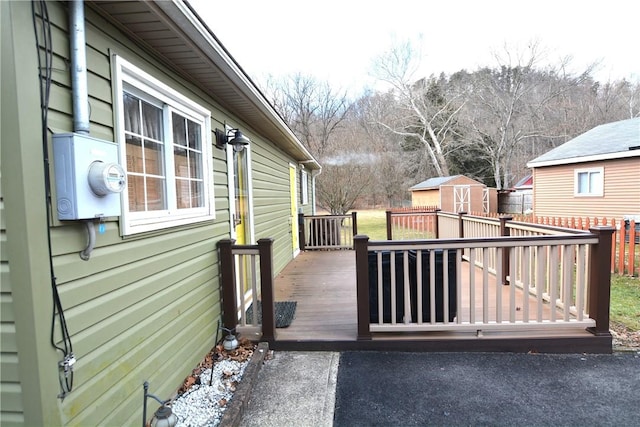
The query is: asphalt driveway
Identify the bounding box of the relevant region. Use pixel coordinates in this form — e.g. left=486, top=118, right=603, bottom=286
left=333, top=351, right=640, bottom=426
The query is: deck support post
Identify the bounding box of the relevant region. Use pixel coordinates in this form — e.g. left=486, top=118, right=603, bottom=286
left=218, top=239, right=237, bottom=331
left=298, top=213, right=306, bottom=251
left=386, top=210, right=393, bottom=240
left=354, top=235, right=372, bottom=340
left=458, top=211, right=467, bottom=238
left=500, top=216, right=512, bottom=285
left=258, top=238, right=277, bottom=343
left=351, top=211, right=358, bottom=238
left=434, top=209, right=441, bottom=239
left=587, top=226, right=615, bottom=336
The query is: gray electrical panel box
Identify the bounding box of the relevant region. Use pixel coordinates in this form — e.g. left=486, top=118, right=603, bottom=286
left=52, top=133, right=126, bottom=220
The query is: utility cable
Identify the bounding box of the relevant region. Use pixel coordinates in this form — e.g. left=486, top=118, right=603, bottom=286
left=32, top=0, right=74, bottom=398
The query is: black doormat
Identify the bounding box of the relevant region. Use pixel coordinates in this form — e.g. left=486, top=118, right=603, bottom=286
left=245, top=301, right=297, bottom=328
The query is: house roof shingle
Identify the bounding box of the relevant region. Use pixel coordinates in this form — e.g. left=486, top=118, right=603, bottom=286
left=527, top=117, right=640, bottom=168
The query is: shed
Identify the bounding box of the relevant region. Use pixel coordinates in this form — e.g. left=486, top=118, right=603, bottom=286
left=409, top=175, right=497, bottom=213
left=527, top=118, right=640, bottom=219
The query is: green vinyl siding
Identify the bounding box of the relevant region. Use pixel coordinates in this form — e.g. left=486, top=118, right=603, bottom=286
left=0, top=225, right=24, bottom=427
left=250, top=138, right=298, bottom=273
left=49, top=6, right=231, bottom=424
left=3, top=1, right=312, bottom=425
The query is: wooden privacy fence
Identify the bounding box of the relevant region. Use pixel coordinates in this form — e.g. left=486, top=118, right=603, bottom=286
left=298, top=212, right=358, bottom=250
left=469, top=212, right=639, bottom=277
left=354, top=227, right=614, bottom=338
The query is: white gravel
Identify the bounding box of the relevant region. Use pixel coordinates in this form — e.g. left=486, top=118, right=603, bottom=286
left=171, top=359, right=248, bottom=427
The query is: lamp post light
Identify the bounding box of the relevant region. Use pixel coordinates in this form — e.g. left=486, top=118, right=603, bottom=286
left=142, top=381, right=177, bottom=427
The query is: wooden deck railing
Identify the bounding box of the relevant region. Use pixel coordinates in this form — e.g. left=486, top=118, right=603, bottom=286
left=471, top=212, right=638, bottom=277
left=386, top=209, right=439, bottom=240
left=298, top=212, right=358, bottom=250
left=390, top=210, right=638, bottom=277
left=354, top=227, right=614, bottom=339
left=218, top=238, right=276, bottom=343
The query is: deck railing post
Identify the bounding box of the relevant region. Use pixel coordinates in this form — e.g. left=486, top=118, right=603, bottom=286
left=354, top=235, right=372, bottom=340
left=258, top=238, right=276, bottom=343
left=218, top=239, right=237, bottom=331
left=434, top=209, right=441, bottom=239
left=298, top=213, right=306, bottom=251
left=458, top=211, right=467, bottom=238
left=386, top=210, right=392, bottom=240
left=351, top=211, right=358, bottom=237
left=500, top=215, right=513, bottom=285
left=587, top=226, right=615, bottom=336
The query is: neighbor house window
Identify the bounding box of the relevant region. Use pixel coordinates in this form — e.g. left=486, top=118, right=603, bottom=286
left=574, top=167, right=603, bottom=196
left=114, top=56, right=214, bottom=235
left=301, top=169, right=309, bottom=205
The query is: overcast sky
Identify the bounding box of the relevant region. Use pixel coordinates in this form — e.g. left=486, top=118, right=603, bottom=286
left=189, top=0, right=639, bottom=94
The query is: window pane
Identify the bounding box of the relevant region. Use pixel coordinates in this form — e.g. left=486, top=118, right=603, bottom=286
left=126, top=135, right=143, bottom=173
left=174, top=146, right=189, bottom=178
left=128, top=175, right=145, bottom=212
left=146, top=177, right=166, bottom=210
left=190, top=152, right=202, bottom=179
left=123, top=93, right=140, bottom=134
left=188, top=120, right=201, bottom=150
left=590, top=171, right=602, bottom=194
left=142, top=101, right=163, bottom=140
left=191, top=181, right=204, bottom=207
left=175, top=178, right=190, bottom=208
left=145, top=141, right=164, bottom=176
left=577, top=172, right=588, bottom=193
left=173, top=113, right=187, bottom=147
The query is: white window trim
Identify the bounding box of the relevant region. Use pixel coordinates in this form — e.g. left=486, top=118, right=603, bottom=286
left=301, top=169, right=309, bottom=205
left=113, top=55, right=214, bottom=235
left=574, top=167, right=604, bottom=197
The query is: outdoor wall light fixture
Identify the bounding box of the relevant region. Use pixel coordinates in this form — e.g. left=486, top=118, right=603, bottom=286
left=142, top=381, right=177, bottom=427
left=215, top=127, right=250, bottom=152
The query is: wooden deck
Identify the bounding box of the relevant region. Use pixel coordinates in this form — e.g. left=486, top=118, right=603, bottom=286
left=269, top=250, right=609, bottom=353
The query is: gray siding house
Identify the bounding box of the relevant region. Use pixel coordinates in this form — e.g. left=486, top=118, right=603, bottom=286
left=1, top=1, right=319, bottom=425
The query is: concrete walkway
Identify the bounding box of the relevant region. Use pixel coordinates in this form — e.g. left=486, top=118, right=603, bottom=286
left=240, top=350, right=640, bottom=426
left=240, top=352, right=339, bottom=427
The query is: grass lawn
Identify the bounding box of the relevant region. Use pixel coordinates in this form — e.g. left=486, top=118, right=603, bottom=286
left=351, top=208, right=639, bottom=332
left=610, top=275, right=640, bottom=331
left=353, top=209, right=387, bottom=240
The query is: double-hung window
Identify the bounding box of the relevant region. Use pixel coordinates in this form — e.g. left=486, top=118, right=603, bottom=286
left=574, top=167, right=604, bottom=197
left=114, top=56, right=214, bottom=235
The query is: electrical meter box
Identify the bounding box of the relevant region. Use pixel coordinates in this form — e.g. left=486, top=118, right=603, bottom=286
left=53, top=133, right=126, bottom=220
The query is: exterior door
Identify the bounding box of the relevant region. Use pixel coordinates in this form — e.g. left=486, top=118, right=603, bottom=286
left=454, top=185, right=470, bottom=213
left=289, top=164, right=299, bottom=256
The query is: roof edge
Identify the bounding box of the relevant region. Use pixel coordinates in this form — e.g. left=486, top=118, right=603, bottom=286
left=157, top=1, right=320, bottom=170
left=527, top=148, right=640, bottom=168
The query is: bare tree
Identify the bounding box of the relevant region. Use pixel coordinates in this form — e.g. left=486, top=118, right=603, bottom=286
left=371, top=40, right=465, bottom=177
left=264, top=73, right=351, bottom=157
left=459, top=42, right=597, bottom=189
left=315, top=124, right=375, bottom=214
